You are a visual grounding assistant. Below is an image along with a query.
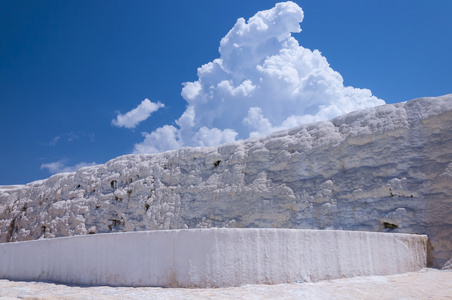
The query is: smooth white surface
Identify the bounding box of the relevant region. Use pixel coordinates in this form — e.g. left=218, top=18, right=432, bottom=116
left=0, top=229, right=427, bottom=288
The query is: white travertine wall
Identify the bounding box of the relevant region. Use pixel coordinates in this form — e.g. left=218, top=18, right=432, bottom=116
left=0, top=229, right=428, bottom=288
left=1, top=94, right=451, bottom=268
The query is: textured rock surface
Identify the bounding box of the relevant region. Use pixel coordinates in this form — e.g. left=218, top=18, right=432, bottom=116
left=1, top=94, right=451, bottom=267
left=0, top=229, right=428, bottom=287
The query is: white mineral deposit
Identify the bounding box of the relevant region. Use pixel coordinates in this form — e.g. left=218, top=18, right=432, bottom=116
left=0, top=229, right=428, bottom=287
left=1, top=94, right=451, bottom=270
left=1, top=269, right=452, bottom=299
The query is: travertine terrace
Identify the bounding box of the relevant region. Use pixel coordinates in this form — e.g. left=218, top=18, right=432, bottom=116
left=1, top=94, right=451, bottom=268
left=0, top=229, right=428, bottom=287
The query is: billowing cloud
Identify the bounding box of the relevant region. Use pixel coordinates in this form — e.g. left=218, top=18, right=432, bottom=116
left=41, top=160, right=97, bottom=174
left=112, top=99, right=164, bottom=129
left=134, top=1, right=385, bottom=153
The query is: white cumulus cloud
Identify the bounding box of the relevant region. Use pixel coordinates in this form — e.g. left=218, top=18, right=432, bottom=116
left=112, top=99, right=164, bottom=129
left=134, top=1, right=385, bottom=153
left=41, top=160, right=97, bottom=174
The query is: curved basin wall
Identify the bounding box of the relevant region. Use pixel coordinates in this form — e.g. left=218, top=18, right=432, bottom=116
left=0, top=228, right=428, bottom=288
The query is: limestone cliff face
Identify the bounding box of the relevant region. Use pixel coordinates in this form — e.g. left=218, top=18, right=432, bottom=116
left=1, top=94, right=451, bottom=267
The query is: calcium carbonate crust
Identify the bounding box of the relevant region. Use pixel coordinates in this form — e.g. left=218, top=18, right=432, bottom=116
left=1, top=94, right=451, bottom=268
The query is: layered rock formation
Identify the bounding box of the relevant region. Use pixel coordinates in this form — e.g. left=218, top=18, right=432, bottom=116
left=1, top=94, right=451, bottom=267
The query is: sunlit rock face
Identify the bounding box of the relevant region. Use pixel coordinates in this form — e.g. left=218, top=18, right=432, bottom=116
left=1, top=94, right=451, bottom=268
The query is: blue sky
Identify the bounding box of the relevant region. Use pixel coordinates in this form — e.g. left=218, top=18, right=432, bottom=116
left=1, top=0, right=451, bottom=185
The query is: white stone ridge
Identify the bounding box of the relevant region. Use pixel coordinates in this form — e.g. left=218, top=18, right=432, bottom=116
left=0, top=94, right=451, bottom=267
left=0, top=228, right=428, bottom=288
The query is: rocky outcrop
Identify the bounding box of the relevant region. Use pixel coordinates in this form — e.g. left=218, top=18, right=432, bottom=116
left=1, top=94, right=451, bottom=267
